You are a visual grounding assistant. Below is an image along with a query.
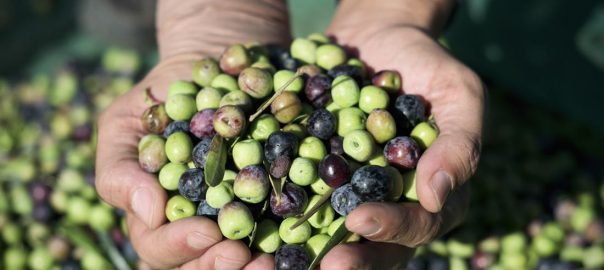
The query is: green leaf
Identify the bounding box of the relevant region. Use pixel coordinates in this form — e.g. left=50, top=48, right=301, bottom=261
left=308, top=220, right=349, bottom=270
left=205, top=135, right=227, bottom=187
left=248, top=222, right=258, bottom=248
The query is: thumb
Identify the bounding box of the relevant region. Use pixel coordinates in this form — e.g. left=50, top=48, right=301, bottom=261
left=416, top=130, right=481, bottom=213
left=415, top=81, right=485, bottom=213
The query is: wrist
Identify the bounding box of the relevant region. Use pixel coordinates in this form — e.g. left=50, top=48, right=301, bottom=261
left=327, top=0, right=454, bottom=42
left=157, top=0, right=291, bottom=61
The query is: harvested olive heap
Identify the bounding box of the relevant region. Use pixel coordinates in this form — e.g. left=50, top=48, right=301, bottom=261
left=0, top=48, right=143, bottom=270
left=137, top=34, right=437, bottom=269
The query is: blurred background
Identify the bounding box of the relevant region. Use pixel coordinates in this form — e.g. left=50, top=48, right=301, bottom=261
left=0, top=0, right=603, bottom=269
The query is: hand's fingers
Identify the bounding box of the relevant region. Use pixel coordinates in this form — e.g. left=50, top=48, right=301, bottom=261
left=345, top=202, right=440, bottom=247
left=320, top=242, right=415, bottom=270
left=243, top=253, right=274, bottom=270
left=95, top=146, right=168, bottom=229
left=414, top=69, right=484, bottom=213
left=180, top=239, right=252, bottom=270
left=345, top=183, right=470, bottom=247
left=127, top=215, right=223, bottom=269
left=95, top=134, right=169, bottom=228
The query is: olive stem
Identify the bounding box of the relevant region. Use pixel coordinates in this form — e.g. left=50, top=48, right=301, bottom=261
left=249, top=70, right=301, bottom=122
left=289, top=188, right=334, bottom=230
left=143, top=87, right=161, bottom=105
left=247, top=222, right=259, bottom=248
left=268, top=174, right=284, bottom=205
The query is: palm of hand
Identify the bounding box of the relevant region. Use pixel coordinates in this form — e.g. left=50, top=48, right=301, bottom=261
left=95, top=63, right=274, bottom=269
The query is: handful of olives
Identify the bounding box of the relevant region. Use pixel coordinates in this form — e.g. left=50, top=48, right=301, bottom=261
left=138, top=33, right=438, bottom=269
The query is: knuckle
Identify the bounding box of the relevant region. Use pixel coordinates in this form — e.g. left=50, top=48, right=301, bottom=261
left=458, top=66, right=484, bottom=99
left=409, top=213, right=441, bottom=247
left=129, top=236, right=155, bottom=267
left=371, top=208, right=409, bottom=242
left=380, top=227, right=404, bottom=243
left=128, top=226, right=175, bottom=269
left=447, top=131, right=482, bottom=184
left=95, top=163, right=130, bottom=210
left=94, top=170, right=119, bottom=208
left=461, top=132, right=482, bottom=178
left=390, top=210, right=441, bottom=247
left=420, top=213, right=443, bottom=244
left=94, top=175, right=110, bottom=203
left=463, top=131, right=480, bottom=160
left=94, top=164, right=114, bottom=207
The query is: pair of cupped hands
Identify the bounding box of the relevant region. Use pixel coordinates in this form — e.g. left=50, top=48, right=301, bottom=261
left=95, top=2, right=485, bottom=269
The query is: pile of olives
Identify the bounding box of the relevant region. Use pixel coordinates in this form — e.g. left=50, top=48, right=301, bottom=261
left=137, top=33, right=438, bottom=269
left=0, top=48, right=143, bottom=270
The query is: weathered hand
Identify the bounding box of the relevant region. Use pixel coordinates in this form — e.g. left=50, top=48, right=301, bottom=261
left=95, top=61, right=274, bottom=269
left=319, top=23, right=484, bottom=269
left=95, top=0, right=290, bottom=268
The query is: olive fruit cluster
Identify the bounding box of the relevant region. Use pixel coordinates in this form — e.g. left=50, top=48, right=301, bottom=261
left=0, top=48, right=143, bottom=270
left=138, top=33, right=438, bottom=269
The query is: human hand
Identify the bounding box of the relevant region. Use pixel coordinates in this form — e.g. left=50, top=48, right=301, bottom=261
left=320, top=4, right=485, bottom=269
left=95, top=60, right=275, bottom=269
left=95, top=0, right=290, bottom=268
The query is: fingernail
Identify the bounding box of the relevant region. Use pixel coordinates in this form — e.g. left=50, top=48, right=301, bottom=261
left=350, top=219, right=380, bottom=236
left=431, top=171, right=453, bottom=211
left=186, top=231, right=215, bottom=250
left=131, top=188, right=155, bottom=228
left=214, top=256, right=242, bottom=270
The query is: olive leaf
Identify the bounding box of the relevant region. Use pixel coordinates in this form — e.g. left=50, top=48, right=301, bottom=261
left=205, top=135, right=227, bottom=187
left=307, top=220, right=349, bottom=270
left=248, top=221, right=258, bottom=248
left=290, top=189, right=334, bottom=230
